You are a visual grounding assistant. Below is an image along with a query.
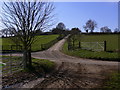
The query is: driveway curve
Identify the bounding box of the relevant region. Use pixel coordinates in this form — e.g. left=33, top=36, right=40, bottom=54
left=32, top=36, right=118, bottom=66
left=32, top=36, right=119, bottom=88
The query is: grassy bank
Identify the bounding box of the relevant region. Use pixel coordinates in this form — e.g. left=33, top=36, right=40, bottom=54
left=32, top=58, right=55, bottom=73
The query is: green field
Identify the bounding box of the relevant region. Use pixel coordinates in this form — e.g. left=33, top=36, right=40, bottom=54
left=62, top=34, right=120, bottom=61
left=1, top=35, right=59, bottom=52
left=78, top=34, right=119, bottom=51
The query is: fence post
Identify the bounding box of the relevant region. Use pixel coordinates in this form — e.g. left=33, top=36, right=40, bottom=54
left=104, top=41, right=106, bottom=51
left=41, top=44, right=44, bottom=50
left=68, top=43, right=72, bottom=50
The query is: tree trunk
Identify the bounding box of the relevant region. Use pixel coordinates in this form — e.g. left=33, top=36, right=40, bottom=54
left=28, top=49, right=32, bottom=68
left=23, top=49, right=28, bottom=69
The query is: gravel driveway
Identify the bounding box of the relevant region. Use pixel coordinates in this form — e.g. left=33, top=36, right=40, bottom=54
left=31, top=36, right=119, bottom=88
left=3, top=36, right=119, bottom=88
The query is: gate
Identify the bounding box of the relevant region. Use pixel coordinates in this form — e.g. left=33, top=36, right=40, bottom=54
left=2, top=45, right=23, bottom=75
left=81, top=41, right=106, bottom=51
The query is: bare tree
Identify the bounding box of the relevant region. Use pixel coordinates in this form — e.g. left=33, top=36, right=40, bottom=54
left=1, top=1, right=55, bottom=69
left=83, top=19, right=97, bottom=33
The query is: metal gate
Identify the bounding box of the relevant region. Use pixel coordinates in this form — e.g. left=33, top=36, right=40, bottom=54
left=2, top=45, right=23, bottom=75
left=81, top=42, right=105, bottom=51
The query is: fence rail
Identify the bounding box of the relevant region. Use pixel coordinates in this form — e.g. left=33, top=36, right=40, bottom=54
left=81, top=41, right=106, bottom=51
left=2, top=45, right=23, bottom=75
left=1, top=45, right=23, bottom=53
left=2, top=57, right=23, bottom=74
left=67, top=40, right=106, bottom=51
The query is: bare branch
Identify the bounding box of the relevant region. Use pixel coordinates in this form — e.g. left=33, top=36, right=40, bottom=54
left=1, top=1, right=55, bottom=50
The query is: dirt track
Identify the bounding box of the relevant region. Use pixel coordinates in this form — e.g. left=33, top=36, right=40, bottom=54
left=31, top=36, right=119, bottom=88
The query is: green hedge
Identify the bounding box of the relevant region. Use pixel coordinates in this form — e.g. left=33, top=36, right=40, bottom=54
left=41, top=34, right=66, bottom=50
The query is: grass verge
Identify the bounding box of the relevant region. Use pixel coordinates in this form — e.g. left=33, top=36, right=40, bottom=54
left=62, top=41, right=119, bottom=61
left=104, top=73, right=120, bottom=89
left=32, top=58, right=55, bottom=73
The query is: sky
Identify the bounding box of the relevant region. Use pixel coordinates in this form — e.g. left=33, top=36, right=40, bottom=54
left=0, top=1, right=118, bottom=32
left=53, top=2, right=118, bottom=32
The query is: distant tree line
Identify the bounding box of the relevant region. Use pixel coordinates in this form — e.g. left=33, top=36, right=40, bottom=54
left=1, top=19, right=120, bottom=38
left=83, top=19, right=120, bottom=33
